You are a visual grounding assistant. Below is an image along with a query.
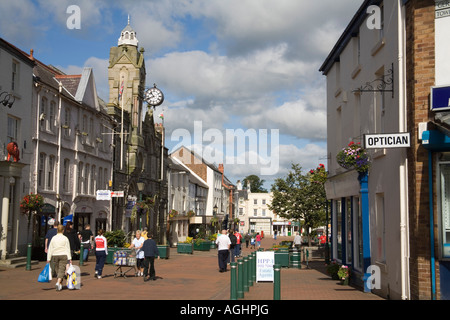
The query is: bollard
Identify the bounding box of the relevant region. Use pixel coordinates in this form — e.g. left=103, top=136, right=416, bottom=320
left=79, top=246, right=84, bottom=266
left=238, top=259, right=244, bottom=299
left=248, top=254, right=253, bottom=288
left=252, top=252, right=256, bottom=282
left=306, top=249, right=309, bottom=269
left=26, top=243, right=32, bottom=271
left=230, top=262, right=237, bottom=300
left=273, top=264, right=281, bottom=300
left=243, top=256, right=249, bottom=292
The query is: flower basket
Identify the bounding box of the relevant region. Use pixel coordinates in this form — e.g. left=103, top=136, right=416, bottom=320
left=337, top=265, right=350, bottom=285
left=169, top=209, right=179, bottom=219
left=326, top=260, right=341, bottom=280
left=336, top=142, right=371, bottom=173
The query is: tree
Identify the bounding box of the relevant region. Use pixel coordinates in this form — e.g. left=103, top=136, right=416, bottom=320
left=269, top=163, right=327, bottom=246
left=242, top=175, right=268, bottom=193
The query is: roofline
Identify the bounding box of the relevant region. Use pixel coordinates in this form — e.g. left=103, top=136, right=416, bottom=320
left=0, top=38, right=36, bottom=67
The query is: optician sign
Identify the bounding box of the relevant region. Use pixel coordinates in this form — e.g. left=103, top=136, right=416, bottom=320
left=364, top=133, right=410, bottom=149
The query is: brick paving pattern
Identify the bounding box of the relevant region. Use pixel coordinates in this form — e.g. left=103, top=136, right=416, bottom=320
left=0, top=236, right=383, bottom=301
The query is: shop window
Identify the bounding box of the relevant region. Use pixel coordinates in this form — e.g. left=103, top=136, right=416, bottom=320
left=440, top=163, right=450, bottom=258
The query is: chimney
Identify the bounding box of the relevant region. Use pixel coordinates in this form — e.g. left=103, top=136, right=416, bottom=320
left=218, top=163, right=224, bottom=173
left=29, top=49, right=35, bottom=61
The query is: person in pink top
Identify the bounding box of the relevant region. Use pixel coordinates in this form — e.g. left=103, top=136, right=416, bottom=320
left=255, top=233, right=261, bottom=249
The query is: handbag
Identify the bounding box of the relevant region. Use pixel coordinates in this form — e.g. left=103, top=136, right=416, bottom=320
left=38, top=263, right=52, bottom=283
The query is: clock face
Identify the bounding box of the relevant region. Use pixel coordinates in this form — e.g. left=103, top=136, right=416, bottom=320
left=145, top=87, right=164, bottom=106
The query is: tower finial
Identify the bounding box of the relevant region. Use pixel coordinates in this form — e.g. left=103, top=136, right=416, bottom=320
left=128, top=14, right=130, bottom=25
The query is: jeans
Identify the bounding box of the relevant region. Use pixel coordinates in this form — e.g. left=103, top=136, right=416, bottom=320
left=82, top=245, right=90, bottom=261
left=218, top=250, right=229, bottom=271
left=95, top=251, right=107, bottom=276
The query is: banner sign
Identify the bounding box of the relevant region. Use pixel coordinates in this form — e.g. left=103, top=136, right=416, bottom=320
left=96, top=190, right=111, bottom=201
left=431, top=85, right=450, bottom=111
left=364, top=133, right=410, bottom=149
left=256, top=251, right=275, bottom=282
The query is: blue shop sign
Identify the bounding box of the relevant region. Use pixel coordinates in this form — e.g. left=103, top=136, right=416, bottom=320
left=431, top=85, right=450, bottom=111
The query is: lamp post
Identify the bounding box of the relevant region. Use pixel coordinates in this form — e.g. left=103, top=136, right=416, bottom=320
left=0, top=92, right=15, bottom=108
left=137, top=182, right=145, bottom=229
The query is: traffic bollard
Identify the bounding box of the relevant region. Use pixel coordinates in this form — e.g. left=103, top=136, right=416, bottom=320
left=248, top=254, right=253, bottom=288
left=273, top=264, right=281, bottom=300
left=238, top=259, right=244, bottom=299
left=252, top=252, right=256, bottom=282
left=230, top=262, right=237, bottom=300
left=79, top=246, right=84, bottom=266
left=243, top=256, right=249, bottom=292
left=26, top=243, right=32, bottom=271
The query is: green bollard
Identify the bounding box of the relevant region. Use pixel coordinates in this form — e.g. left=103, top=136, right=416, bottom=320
left=252, top=252, right=256, bottom=282
left=306, top=249, right=310, bottom=269
left=238, top=259, right=244, bottom=299
left=248, top=254, right=253, bottom=288
left=79, top=245, right=84, bottom=266
left=26, top=243, right=32, bottom=271
left=230, top=262, right=237, bottom=300
left=273, top=264, right=281, bottom=300
left=243, top=256, right=249, bottom=292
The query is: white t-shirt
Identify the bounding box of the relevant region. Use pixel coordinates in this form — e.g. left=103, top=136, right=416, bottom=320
left=216, top=234, right=231, bottom=251
left=133, top=237, right=145, bottom=259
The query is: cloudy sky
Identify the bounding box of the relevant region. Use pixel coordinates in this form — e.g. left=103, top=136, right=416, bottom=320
left=0, top=0, right=363, bottom=189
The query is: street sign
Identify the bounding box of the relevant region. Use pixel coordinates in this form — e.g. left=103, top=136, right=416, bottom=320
left=96, top=190, right=111, bottom=201
left=111, top=191, right=124, bottom=198
left=364, top=133, right=410, bottom=149
left=431, top=85, right=450, bottom=111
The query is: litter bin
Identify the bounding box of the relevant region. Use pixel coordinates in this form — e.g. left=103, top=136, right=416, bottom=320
left=289, top=247, right=301, bottom=269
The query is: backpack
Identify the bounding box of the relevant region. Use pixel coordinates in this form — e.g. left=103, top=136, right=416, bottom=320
left=229, top=234, right=237, bottom=246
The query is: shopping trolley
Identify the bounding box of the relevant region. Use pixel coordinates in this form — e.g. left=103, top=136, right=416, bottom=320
left=113, top=249, right=137, bottom=278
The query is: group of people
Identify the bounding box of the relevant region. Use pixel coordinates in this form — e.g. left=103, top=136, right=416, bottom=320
left=215, top=230, right=262, bottom=273
left=44, top=219, right=159, bottom=291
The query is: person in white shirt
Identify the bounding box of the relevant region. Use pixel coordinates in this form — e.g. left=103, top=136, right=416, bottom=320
left=215, top=229, right=231, bottom=273
left=129, top=230, right=145, bottom=276
left=94, top=229, right=108, bottom=279
left=47, top=224, right=72, bottom=291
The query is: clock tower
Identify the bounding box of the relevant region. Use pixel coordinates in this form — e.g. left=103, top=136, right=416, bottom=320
left=107, top=18, right=168, bottom=241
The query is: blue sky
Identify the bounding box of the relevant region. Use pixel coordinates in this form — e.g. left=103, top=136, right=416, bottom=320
left=0, top=0, right=363, bottom=189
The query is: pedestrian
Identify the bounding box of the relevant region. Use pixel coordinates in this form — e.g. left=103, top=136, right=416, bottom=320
left=141, top=227, right=148, bottom=240
left=234, top=230, right=242, bottom=258
left=228, top=230, right=237, bottom=262
left=64, top=221, right=80, bottom=258
left=255, top=232, right=261, bottom=249
left=94, top=229, right=108, bottom=279
left=250, top=235, right=255, bottom=249
left=141, top=233, right=160, bottom=282
left=129, top=230, right=145, bottom=276
left=47, top=224, right=72, bottom=291
left=216, top=229, right=231, bottom=273
left=244, top=233, right=250, bottom=248
left=274, top=230, right=278, bottom=240
left=293, top=232, right=302, bottom=250
left=44, top=218, right=58, bottom=254
left=79, top=224, right=93, bottom=262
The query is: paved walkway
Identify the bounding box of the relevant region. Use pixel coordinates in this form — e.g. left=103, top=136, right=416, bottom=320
left=0, top=236, right=383, bottom=301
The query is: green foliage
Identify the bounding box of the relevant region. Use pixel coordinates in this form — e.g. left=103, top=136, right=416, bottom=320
left=105, top=230, right=126, bottom=248
left=269, top=163, right=328, bottom=245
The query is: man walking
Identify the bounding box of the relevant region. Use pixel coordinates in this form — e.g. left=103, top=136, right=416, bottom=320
left=216, top=230, right=231, bottom=273
left=141, top=233, right=160, bottom=281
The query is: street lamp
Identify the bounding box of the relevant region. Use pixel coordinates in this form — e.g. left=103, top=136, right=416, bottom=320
left=0, top=92, right=15, bottom=108
left=137, top=182, right=145, bottom=229
left=213, top=204, right=218, bottom=216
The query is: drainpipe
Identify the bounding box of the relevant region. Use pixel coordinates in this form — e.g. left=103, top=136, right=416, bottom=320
left=428, top=150, right=437, bottom=300
left=398, top=0, right=410, bottom=300
left=359, top=172, right=371, bottom=271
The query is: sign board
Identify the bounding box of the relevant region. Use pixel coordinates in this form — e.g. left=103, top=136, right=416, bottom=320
left=256, top=251, right=275, bottom=282
left=436, top=1, right=450, bottom=19
left=431, top=85, right=450, bottom=111
left=111, top=191, right=124, bottom=198
left=96, top=190, right=111, bottom=201
left=364, top=133, right=410, bottom=149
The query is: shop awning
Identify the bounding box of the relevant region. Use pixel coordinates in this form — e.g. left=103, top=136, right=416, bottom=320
left=422, top=130, right=450, bottom=152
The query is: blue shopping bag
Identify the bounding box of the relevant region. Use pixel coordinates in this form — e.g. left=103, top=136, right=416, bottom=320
left=38, top=263, right=51, bottom=283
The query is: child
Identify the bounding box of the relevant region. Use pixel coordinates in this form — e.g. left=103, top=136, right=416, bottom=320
left=250, top=236, right=255, bottom=249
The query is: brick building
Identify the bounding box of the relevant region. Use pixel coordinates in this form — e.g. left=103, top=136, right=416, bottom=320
left=320, top=0, right=450, bottom=299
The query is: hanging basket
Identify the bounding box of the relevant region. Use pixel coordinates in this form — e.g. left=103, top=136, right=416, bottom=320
left=336, top=142, right=371, bottom=173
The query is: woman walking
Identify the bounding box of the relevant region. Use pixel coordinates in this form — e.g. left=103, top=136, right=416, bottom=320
left=47, top=224, right=72, bottom=291
left=94, top=229, right=108, bottom=279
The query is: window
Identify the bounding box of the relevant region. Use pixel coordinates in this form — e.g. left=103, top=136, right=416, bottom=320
left=336, top=199, right=342, bottom=260
left=254, top=199, right=257, bottom=205
left=253, top=209, right=258, bottom=216
left=78, top=162, right=83, bottom=194
left=12, top=61, right=19, bottom=91
left=440, top=163, right=450, bottom=258
left=63, top=159, right=70, bottom=191
left=375, top=193, right=386, bottom=263
left=262, top=199, right=266, bottom=205
left=98, top=167, right=103, bottom=191
left=64, top=107, right=71, bottom=137
left=353, top=197, right=363, bottom=271
left=38, top=153, right=45, bottom=188
left=40, top=97, right=47, bottom=131
left=239, top=208, right=244, bottom=215
left=346, top=198, right=352, bottom=264
left=47, top=156, right=55, bottom=190
left=262, top=209, right=266, bottom=217
left=91, top=165, right=96, bottom=195
left=49, top=101, right=56, bottom=132
left=85, top=164, right=90, bottom=195
left=7, top=116, right=19, bottom=144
